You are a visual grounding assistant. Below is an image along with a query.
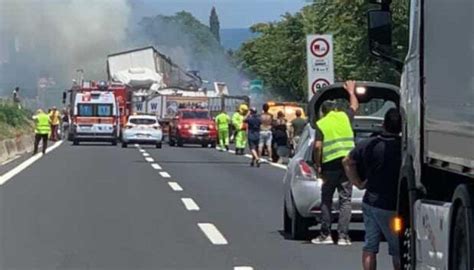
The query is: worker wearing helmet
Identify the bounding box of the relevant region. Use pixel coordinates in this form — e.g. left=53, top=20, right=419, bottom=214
left=215, top=108, right=231, bottom=151
left=33, top=109, right=51, bottom=155
left=233, top=104, right=249, bottom=155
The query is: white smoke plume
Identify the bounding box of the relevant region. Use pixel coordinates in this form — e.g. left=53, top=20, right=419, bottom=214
left=0, top=0, right=131, bottom=93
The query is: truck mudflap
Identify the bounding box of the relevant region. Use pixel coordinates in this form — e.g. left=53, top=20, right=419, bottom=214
left=414, top=200, right=451, bottom=269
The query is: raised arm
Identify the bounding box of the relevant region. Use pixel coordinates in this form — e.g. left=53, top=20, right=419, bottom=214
left=344, top=80, right=359, bottom=113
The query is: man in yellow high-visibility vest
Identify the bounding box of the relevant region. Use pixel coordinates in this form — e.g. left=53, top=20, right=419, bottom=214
left=311, top=80, right=359, bottom=246
left=33, top=109, right=51, bottom=155
left=215, top=109, right=230, bottom=151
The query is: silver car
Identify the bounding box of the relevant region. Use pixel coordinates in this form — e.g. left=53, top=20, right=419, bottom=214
left=283, top=81, right=400, bottom=240
left=122, top=115, right=163, bottom=148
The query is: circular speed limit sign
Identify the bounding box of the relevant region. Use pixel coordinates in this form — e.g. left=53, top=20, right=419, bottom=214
left=311, top=79, right=330, bottom=94
left=310, top=38, right=330, bottom=58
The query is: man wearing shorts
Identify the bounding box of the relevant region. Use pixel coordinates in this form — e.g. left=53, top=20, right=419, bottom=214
left=342, top=108, right=402, bottom=270
left=245, top=107, right=261, bottom=167
left=259, top=103, right=273, bottom=159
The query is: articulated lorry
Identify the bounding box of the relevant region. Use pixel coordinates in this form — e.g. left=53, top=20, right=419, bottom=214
left=368, top=0, right=473, bottom=269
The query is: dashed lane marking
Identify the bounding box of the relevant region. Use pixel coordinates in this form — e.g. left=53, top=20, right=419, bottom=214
left=0, top=141, right=63, bottom=186
left=145, top=157, right=154, bottom=163
left=134, top=144, right=140, bottom=148
left=198, top=223, right=228, bottom=245
left=142, top=152, right=150, bottom=157
left=151, top=163, right=162, bottom=170
left=159, top=172, right=171, bottom=178
left=234, top=267, right=254, bottom=270
left=168, top=182, right=183, bottom=191
left=181, top=198, right=200, bottom=211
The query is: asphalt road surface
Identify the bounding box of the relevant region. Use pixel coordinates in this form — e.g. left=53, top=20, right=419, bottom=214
left=0, top=142, right=394, bottom=270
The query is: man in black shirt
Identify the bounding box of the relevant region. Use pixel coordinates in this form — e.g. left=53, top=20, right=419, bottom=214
left=342, top=108, right=402, bottom=270
left=245, top=107, right=261, bottom=167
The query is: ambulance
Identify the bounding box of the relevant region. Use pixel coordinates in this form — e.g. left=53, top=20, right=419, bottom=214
left=69, top=81, right=120, bottom=145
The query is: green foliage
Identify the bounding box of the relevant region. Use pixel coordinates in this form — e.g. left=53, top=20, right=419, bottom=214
left=209, top=7, right=221, bottom=43
left=0, top=103, right=32, bottom=139
left=236, top=0, right=409, bottom=101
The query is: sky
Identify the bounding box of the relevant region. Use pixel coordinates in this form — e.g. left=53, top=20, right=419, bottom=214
left=130, top=0, right=308, bottom=29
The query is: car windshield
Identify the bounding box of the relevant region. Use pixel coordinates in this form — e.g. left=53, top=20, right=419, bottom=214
left=129, top=118, right=157, bottom=125
left=181, top=111, right=209, bottom=119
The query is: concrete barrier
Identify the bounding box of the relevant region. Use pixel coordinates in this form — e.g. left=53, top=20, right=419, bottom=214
left=0, top=134, right=35, bottom=164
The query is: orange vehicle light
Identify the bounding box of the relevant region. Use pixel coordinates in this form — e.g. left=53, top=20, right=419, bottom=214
left=392, top=216, right=403, bottom=233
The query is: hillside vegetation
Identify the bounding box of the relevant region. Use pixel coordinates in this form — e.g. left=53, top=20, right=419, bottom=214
left=0, top=103, right=33, bottom=140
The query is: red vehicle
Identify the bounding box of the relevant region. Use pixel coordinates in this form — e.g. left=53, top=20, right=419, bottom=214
left=168, top=109, right=217, bottom=148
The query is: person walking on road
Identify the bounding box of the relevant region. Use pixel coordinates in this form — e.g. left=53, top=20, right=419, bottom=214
left=272, top=111, right=289, bottom=164
left=49, top=106, right=61, bottom=141
left=233, top=104, right=249, bottom=155
left=290, top=109, right=306, bottom=148
left=230, top=107, right=240, bottom=143
left=342, top=108, right=402, bottom=270
left=245, top=107, right=261, bottom=167
left=311, top=80, right=359, bottom=246
left=215, top=109, right=230, bottom=151
left=259, top=103, right=273, bottom=160
left=33, top=109, right=51, bottom=155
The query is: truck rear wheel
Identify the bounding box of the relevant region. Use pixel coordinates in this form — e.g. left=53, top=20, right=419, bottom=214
left=450, top=184, right=474, bottom=270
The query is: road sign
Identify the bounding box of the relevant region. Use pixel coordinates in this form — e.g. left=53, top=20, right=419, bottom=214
left=307, top=34, right=334, bottom=101
left=250, top=80, right=263, bottom=94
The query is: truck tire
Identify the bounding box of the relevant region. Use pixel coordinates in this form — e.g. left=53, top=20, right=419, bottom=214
left=450, top=184, right=474, bottom=270
left=111, top=139, right=117, bottom=146
left=122, top=142, right=128, bottom=148
left=156, top=142, right=162, bottom=149
left=73, top=140, right=79, bottom=146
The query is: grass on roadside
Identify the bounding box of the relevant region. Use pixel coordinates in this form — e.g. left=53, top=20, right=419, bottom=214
left=0, top=103, right=33, bottom=140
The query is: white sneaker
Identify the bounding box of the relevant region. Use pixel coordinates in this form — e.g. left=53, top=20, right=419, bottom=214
left=337, top=236, right=352, bottom=246
left=311, top=235, right=333, bottom=245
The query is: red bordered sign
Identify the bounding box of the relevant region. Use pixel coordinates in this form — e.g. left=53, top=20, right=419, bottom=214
left=311, top=78, right=330, bottom=94
left=310, top=38, right=330, bottom=58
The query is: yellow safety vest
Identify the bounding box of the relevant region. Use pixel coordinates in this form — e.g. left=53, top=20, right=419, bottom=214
left=215, top=112, right=230, bottom=130
left=316, top=111, right=355, bottom=163
left=232, top=112, right=243, bottom=130
left=35, top=113, right=51, bottom=135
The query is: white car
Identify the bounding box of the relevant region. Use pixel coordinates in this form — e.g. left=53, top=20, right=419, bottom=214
left=121, top=115, right=163, bottom=148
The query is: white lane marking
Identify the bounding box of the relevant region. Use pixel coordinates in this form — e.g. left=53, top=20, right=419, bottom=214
left=228, top=150, right=236, bottom=154
left=168, top=182, right=183, bottom=191
left=145, top=157, right=154, bottom=163
left=159, top=172, right=171, bottom=178
left=244, top=154, right=252, bottom=158
left=142, top=152, right=150, bottom=157
left=226, top=150, right=288, bottom=171
left=134, top=144, right=140, bottom=148
left=151, top=163, right=162, bottom=170
left=181, top=198, right=200, bottom=211
left=0, top=141, right=63, bottom=185
left=198, top=223, right=228, bottom=245
left=234, top=267, right=254, bottom=270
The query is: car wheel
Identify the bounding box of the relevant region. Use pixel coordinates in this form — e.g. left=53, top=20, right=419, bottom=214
left=283, top=201, right=291, bottom=234
left=177, top=137, right=184, bottom=147
left=291, top=198, right=310, bottom=240
left=122, top=142, right=128, bottom=148
left=169, top=137, right=176, bottom=147
left=73, top=140, right=79, bottom=146
left=201, top=143, right=208, bottom=148
left=111, top=140, right=117, bottom=146
left=156, top=142, right=162, bottom=149
left=210, top=142, right=216, bottom=148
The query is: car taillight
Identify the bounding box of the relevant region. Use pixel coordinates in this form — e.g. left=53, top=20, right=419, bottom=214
left=184, top=124, right=191, bottom=129
left=209, top=124, right=214, bottom=130
left=298, top=160, right=315, bottom=179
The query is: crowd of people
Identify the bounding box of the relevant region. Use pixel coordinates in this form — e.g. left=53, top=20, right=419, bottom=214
left=215, top=102, right=307, bottom=167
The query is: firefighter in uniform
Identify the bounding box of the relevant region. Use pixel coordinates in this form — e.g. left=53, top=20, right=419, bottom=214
left=233, top=104, right=249, bottom=155
left=215, top=109, right=230, bottom=151
left=33, top=109, right=51, bottom=155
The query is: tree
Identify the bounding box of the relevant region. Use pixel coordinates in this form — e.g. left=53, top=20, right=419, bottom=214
left=209, top=7, right=221, bottom=43
left=236, top=0, right=409, bottom=101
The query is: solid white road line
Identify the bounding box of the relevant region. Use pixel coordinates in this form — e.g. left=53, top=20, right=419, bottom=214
left=168, top=182, right=183, bottom=191
left=234, top=267, right=254, bottom=270
left=181, top=198, right=199, bottom=211
left=142, top=152, right=150, bottom=157
left=159, top=172, right=171, bottom=178
left=198, top=223, right=228, bottom=245
left=151, top=163, right=162, bottom=170
left=145, top=157, right=154, bottom=163
left=268, top=162, right=287, bottom=170
left=0, top=141, right=63, bottom=186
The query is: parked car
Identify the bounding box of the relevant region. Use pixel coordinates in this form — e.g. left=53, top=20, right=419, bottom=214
left=168, top=109, right=217, bottom=148
left=121, top=115, right=163, bottom=148
left=283, top=81, right=400, bottom=240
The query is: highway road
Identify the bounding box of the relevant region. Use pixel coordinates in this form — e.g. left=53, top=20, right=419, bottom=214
left=0, top=142, right=394, bottom=270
